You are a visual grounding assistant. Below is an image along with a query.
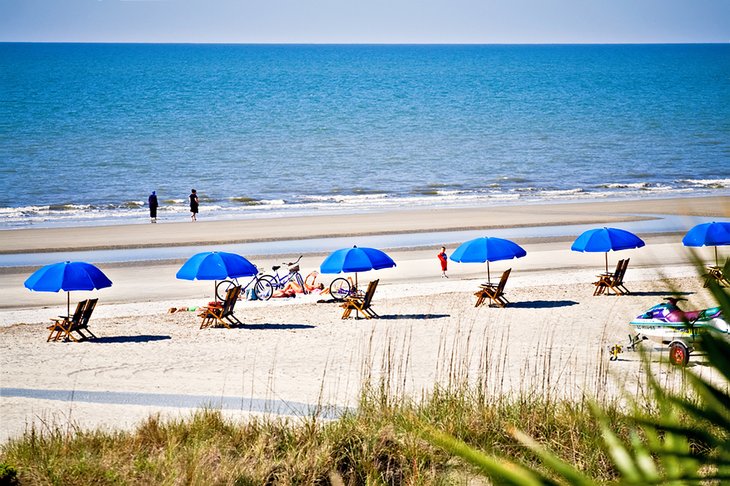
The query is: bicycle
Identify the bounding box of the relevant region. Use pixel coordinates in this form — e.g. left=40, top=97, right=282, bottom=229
left=215, top=271, right=273, bottom=302
left=260, top=255, right=307, bottom=299
left=328, top=276, right=357, bottom=302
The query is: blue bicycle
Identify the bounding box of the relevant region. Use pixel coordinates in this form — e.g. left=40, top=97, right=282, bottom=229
left=215, top=271, right=273, bottom=301
left=260, top=255, right=307, bottom=298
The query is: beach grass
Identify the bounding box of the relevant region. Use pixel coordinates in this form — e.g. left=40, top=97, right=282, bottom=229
left=6, top=338, right=726, bottom=485
left=1, top=386, right=632, bottom=485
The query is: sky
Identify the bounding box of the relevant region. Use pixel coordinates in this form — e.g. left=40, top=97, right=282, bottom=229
left=0, top=0, right=728, bottom=44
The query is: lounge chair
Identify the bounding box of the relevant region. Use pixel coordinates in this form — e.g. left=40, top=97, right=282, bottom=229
left=341, top=279, right=379, bottom=319
left=198, top=285, right=243, bottom=329
left=594, top=259, right=631, bottom=296
left=47, top=299, right=86, bottom=342
left=71, top=298, right=98, bottom=341
left=593, top=260, right=621, bottom=296
left=703, top=258, right=730, bottom=288
left=474, top=269, right=511, bottom=307
left=614, top=258, right=631, bottom=294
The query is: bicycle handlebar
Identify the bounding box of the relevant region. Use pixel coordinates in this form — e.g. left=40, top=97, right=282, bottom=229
left=286, top=255, right=303, bottom=267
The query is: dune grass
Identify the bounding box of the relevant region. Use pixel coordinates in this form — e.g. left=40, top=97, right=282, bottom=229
left=1, top=378, right=635, bottom=485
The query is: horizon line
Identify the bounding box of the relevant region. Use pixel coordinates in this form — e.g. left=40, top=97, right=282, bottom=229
left=1, top=40, right=729, bottom=46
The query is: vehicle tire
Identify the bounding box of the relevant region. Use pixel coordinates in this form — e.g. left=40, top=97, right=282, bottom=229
left=329, top=278, right=351, bottom=301
left=669, top=342, right=690, bottom=366
left=215, top=280, right=236, bottom=301
left=256, top=276, right=275, bottom=301
left=254, top=277, right=273, bottom=301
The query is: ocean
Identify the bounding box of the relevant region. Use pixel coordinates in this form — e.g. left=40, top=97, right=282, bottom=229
left=0, top=43, right=728, bottom=228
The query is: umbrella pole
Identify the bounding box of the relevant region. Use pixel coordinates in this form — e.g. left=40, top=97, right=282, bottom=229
left=355, top=273, right=358, bottom=290
left=605, top=253, right=608, bottom=274
left=715, top=246, right=718, bottom=267
left=487, top=262, right=491, bottom=284
left=67, top=291, right=70, bottom=317
left=214, top=280, right=217, bottom=301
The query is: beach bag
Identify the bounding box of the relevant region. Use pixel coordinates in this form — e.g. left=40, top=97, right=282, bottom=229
left=246, top=287, right=258, bottom=301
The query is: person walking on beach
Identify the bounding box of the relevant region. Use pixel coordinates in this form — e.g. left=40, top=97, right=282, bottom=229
left=148, top=191, right=159, bottom=223
left=438, top=246, right=448, bottom=278
left=189, top=189, right=199, bottom=222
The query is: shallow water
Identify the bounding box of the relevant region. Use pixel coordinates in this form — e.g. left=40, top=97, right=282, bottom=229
left=0, top=213, right=717, bottom=268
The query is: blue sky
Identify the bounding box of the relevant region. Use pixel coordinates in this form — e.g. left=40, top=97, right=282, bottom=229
left=1, top=0, right=728, bottom=43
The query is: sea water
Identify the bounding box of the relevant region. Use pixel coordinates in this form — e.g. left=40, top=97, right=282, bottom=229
left=0, top=43, right=728, bottom=228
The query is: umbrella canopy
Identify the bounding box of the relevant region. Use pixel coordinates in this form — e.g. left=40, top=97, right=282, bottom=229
left=571, top=227, right=645, bottom=273
left=176, top=251, right=258, bottom=281
left=24, top=261, right=113, bottom=315
left=320, top=246, right=396, bottom=287
left=177, top=251, right=258, bottom=301
left=449, top=237, right=527, bottom=283
left=682, top=221, right=730, bottom=266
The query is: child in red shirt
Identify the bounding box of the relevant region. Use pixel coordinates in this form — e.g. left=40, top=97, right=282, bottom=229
left=437, top=246, right=448, bottom=278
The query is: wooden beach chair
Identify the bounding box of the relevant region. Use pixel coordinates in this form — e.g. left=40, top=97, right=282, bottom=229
left=595, top=259, right=631, bottom=296
left=47, top=299, right=86, bottom=342
left=70, top=298, right=99, bottom=341
left=703, top=258, right=730, bottom=288
left=593, top=260, right=624, bottom=295
left=474, top=269, right=511, bottom=307
left=341, top=279, right=379, bottom=319
left=198, top=285, right=243, bottom=329
left=593, top=260, right=624, bottom=296
left=614, top=258, right=631, bottom=294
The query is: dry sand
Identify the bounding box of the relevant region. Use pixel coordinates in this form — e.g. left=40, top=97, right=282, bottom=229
left=1, top=196, right=728, bottom=443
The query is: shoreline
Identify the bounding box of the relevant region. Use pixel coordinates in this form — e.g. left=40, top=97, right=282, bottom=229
left=2, top=195, right=727, bottom=255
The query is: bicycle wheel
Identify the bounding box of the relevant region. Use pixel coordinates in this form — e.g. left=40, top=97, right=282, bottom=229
left=216, top=280, right=236, bottom=301
left=260, top=274, right=279, bottom=293
left=254, top=277, right=274, bottom=301
left=294, top=272, right=307, bottom=294
left=329, top=277, right=351, bottom=301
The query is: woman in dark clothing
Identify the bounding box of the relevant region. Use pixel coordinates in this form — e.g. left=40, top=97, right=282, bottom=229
left=189, top=189, right=199, bottom=222
left=148, top=191, right=159, bottom=223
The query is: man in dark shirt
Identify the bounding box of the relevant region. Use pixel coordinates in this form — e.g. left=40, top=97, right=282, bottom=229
left=148, top=191, right=159, bottom=223
left=189, top=189, right=199, bottom=222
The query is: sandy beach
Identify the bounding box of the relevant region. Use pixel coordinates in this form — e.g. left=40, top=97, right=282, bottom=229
left=1, top=196, right=728, bottom=443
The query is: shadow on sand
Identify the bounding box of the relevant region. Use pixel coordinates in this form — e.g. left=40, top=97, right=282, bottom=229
left=509, top=300, right=578, bottom=309
left=627, top=291, right=694, bottom=297
left=94, top=335, right=172, bottom=344
left=378, top=313, right=450, bottom=320
left=242, top=323, right=316, bottom=330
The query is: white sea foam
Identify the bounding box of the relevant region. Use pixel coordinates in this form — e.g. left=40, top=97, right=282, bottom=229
left=600, top=182, right=651, bottom=189
left=0, top=183, right=727, bottom=229
left=678, top=178, right=730, bottom=188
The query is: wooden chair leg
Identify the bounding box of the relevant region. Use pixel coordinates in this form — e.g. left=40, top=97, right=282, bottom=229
left=475, top=293, right=485, bottom=307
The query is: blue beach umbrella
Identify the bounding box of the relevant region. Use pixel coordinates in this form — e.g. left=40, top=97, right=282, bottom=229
left=571, top=227, right=645, bottom=273
left=320, top=246, right=396, bottom=287
left=176, top=251, right=258, bottom=297
left=24, top=261, right=113, bottom=315
left=450, top=237, right=527, bottom=284
left=682, top=221, right=730, bottom=266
